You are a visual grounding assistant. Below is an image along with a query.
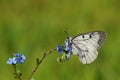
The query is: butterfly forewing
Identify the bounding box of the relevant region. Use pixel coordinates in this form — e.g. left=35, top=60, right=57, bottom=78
left=71, top=31, right=106, bottom=64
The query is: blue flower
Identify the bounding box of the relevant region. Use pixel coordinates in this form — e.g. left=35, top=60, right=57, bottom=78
left=7, top=53, right=26, bottom=65
left=56, top=44, right=63, bottom=53
left=14, top=53, right=26, bottom=64
left=56, top=39, right=72, bottom=61
left=7, top=57, right=17, bottom=64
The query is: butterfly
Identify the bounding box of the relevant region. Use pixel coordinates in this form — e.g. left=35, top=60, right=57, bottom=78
left=62, top=31, right=106, bottom=64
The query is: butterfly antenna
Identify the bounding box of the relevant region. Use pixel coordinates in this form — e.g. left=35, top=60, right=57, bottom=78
left=64, top=28, right=69, bottom=37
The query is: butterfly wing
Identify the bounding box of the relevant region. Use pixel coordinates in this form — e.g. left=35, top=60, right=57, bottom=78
left=71, top=31, right=106, bottom=64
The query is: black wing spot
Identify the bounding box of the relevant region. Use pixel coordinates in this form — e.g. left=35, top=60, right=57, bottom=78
left=82, top=35, right=85, bottom=38
left=82, top=55, right=85, bottom=58
left=85, top=50, right=89, bottom=52
left=89, top=34, right=92, bottom=38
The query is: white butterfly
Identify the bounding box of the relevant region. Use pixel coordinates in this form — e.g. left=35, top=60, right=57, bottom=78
left=67, top=31, right=106, bottom=64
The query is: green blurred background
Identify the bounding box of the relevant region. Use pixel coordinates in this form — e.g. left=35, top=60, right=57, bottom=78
left=0, top=0, right=120, bottom=80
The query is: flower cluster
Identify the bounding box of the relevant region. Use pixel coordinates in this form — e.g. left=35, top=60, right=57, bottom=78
left=56, top=39, right=72, bottom=61
left=7, top=53, right=26, bottom=65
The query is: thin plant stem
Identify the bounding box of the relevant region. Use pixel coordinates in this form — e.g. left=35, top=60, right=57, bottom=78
left=27, top=48, right=56, bottom=80
left=13, top=64, right=22, bottom=80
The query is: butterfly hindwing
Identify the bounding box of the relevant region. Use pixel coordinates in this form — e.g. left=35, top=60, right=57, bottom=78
left=71, top=31, right=106, bottom=64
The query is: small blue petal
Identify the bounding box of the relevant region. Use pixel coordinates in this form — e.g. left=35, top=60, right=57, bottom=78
left=15, top=54, right=26, bottom=64
left=56, top=44, right=63, bottom=53
left=7, top=58, right=13, bottom=64
left=21, top=55, right=26, bottom=60
left=12, top=57, right=17, bottom=64
left=20, top=55, right=26, bottom=63
left=14, top=53, right=22, bottom=57
left=7, top=57, right=17, bottom=65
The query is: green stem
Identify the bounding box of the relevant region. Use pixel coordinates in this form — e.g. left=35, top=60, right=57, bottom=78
left=13, top=64, right=22, bottom=80
left=27, top=48, right=56, bottom=80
